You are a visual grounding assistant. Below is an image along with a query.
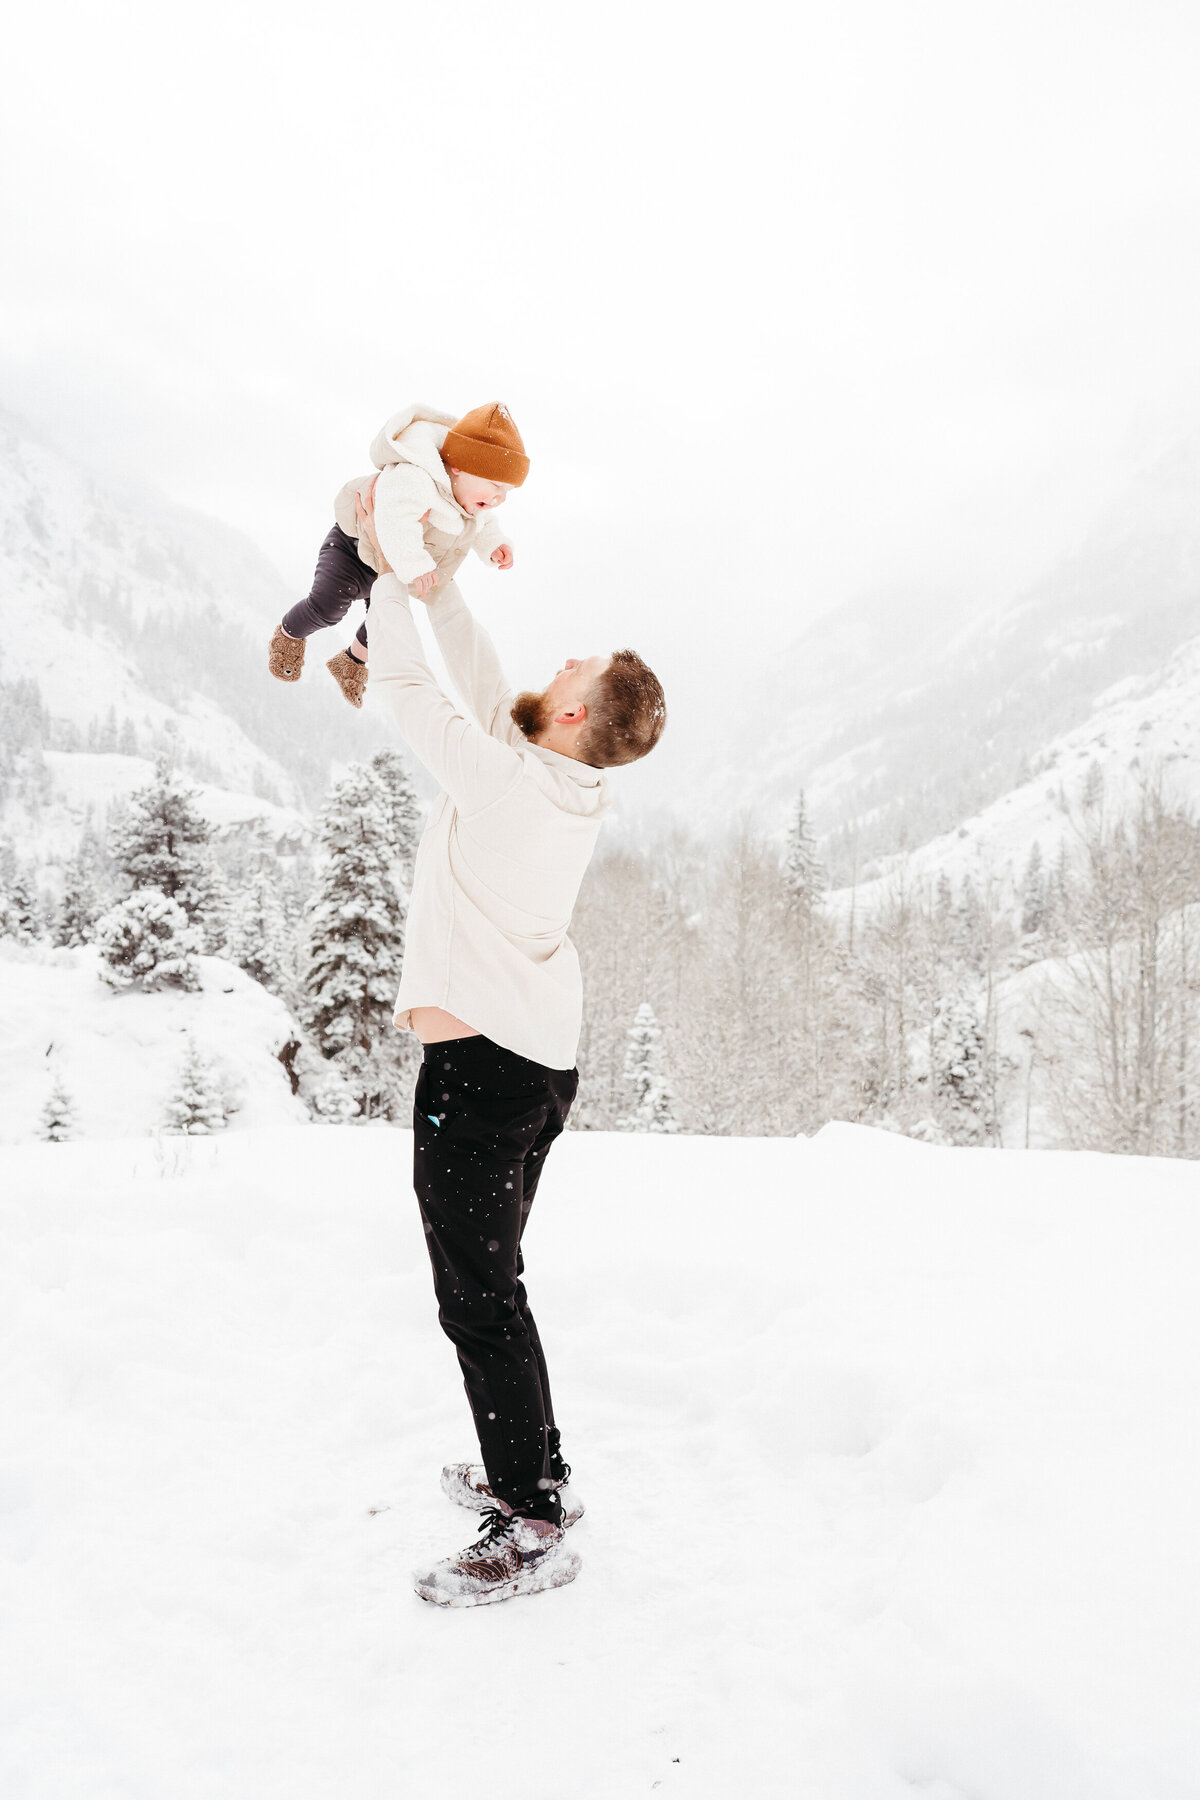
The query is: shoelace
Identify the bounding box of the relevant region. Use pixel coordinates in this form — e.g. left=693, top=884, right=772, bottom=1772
left=469, top=1507, right=516, bottom=1552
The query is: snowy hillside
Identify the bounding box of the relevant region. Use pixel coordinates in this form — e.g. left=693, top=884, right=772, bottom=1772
left=6, top=751, right=309, bottom=883
left=837, top=625, right=1200, bottom=909
left=2, top=1123, right=1197, bottom=1798
left=0, top=943, right=307, bottom=1143
left=0, top=404, right=390, bottom=818
left=710, top=434, right=1200, bottom=872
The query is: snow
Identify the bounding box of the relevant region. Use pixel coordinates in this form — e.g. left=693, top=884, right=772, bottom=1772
left=830, top=628, right=1200, bottom=915
left=2, top=1122, right=1197, bottom=1798
left=0, top=944, right=307, bottom=1143
left=9, top=753, right=308, bottom=873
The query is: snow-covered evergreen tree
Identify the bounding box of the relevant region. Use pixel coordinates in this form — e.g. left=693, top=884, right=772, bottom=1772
left=225, top=867, right=293, bottom=993
left=370, top=747, right=423, bottom=886
left=1020, top=840, right=1046, bottom=936
left=94, top=888, right=200, bottom=991
left=303, top=763, right=410, bottom=1119
left=109, top=755, right=221, bottom=932
left=0, top=862, right=42, bottom=943
left=40, top=1075, right=76, bottom=1143
left=783, top=791, right=825, bottom=918
left=200, top=860, right=232, bottom=956
left=619, top=1002, right=680, bottom=1133
left=54, top=855, right=101, bottom=947
left=162, top=1037, right=225, bottom=1135
left=931, top=994, right=993, bottom=1144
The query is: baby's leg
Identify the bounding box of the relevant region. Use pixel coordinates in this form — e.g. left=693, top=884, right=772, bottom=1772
left=281, top=526, right=376, bottom=641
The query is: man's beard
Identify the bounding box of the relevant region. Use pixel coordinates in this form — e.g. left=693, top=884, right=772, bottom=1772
left=511, top=688, right=552, bottom=741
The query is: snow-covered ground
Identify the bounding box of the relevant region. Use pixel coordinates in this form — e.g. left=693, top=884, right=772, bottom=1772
left=2, top=1123, right=1197, bottom=1799
left=0, top=944, right=307, bottom=1143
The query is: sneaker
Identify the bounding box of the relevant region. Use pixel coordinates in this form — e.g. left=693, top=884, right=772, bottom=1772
left=413, top=1507, right=581, bottom=1608
left=440, top=1462, right=586, bottom=1528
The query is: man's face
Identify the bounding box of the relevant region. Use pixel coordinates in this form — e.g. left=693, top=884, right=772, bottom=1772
left=512, top=654, right=611, bottom=741
left=448, top=467, right=512, bottom=513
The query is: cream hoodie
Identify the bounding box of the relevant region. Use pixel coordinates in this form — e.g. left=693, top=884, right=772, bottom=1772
left=367, top=574, right=610, bottom=1070
left=333, top=404, right=509, bottom=588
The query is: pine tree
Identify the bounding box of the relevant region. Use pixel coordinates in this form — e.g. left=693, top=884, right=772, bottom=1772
left=619, top=1002, right=680, bottom=1132
left=54, top=855, right=100, bottom=947
left=109, top=755, right=220, bottom=932
left=303, top=763, right=410, bottom=1119
left=162, top=1037, right=226, bottom=1135
left=931, top=994, right=993, bottom=1144
left=1044, top=837, right=1071, bottom=943
left=952, top=874, right=984, bottom=969
left=0, top=860, right=42, bottom=943
left=118, top=717, right=138, bottom=757
left=94, top=888, right=201, bottom=991
left=783, top=791, right=825, bottom=918
left=370, top=747, right=423, bottom=885
left=1020, top=840, right=1046, bottom=936
left=40, top=1075, right=76, bottom=1143
left=225, top=867, right=293, bottom=993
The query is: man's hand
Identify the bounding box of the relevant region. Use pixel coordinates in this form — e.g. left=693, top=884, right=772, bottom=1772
left=491, top=544, right=514, bottom=570
left=410, top=569, right=439, bottom=599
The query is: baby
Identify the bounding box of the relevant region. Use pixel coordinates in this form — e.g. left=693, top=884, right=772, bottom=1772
left=268, top=402, right=527, bottom=707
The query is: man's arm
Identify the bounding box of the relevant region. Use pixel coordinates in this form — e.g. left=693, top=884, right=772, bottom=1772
left=422, top=582, right=526, bottom=747
left=367, top=575, right=521, bottom=812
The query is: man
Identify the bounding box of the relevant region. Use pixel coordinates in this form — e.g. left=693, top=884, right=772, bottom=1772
left=356, top=488, right=666, bottom=1608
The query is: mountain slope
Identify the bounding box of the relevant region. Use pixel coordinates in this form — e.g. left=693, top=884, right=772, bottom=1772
left=716, top=434, right=1200, bottom=872
left=0, top=405, right=390, bottom=820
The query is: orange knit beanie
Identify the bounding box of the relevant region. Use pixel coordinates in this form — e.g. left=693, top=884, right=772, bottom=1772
left=441, top=402, right=529, bottom=487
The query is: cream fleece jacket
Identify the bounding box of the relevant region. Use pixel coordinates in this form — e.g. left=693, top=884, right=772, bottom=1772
left=333, top=405, right=509, bottom=586
left=367, top=574, right=610, bottom=1070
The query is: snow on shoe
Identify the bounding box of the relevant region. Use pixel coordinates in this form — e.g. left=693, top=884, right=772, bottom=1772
left=326, top=649, right=368, bottom=708
left=268, top=625, right=306, bottom=681
left=413, top=1508, right=580, bottom=1608
left=440, top=1462, right=585, bottom=1528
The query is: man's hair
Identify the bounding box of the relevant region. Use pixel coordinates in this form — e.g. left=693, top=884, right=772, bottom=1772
left=578, top=649, right=667, bottom=769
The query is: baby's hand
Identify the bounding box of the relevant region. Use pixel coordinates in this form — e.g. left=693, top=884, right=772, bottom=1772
left=411, top=570, right=439, bottom=599
left=491, top=544, right=514, bottom=570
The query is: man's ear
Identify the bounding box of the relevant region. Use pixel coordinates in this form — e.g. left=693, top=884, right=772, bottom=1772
left=555, top=702, right=587, bottom=726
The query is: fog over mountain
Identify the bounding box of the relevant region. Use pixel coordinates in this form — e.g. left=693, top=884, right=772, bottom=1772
left=6, top=395, right=1200, bottom=919
left=676, top=433, right=1200, bottom=881
left=0, top=405, right=397, bottom=866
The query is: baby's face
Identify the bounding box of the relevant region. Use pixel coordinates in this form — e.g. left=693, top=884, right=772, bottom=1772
left=448, top=467, right=513, bottom=514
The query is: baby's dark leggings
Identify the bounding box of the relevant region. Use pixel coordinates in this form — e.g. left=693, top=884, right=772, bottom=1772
left=280, top=524, right=375, bottom=651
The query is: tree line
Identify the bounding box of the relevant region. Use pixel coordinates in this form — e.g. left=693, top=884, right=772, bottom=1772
left=5, top=760, right=1199, bottom=1156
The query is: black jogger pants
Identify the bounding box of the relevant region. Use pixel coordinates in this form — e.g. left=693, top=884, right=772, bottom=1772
left=280, top=524, right=376, bottom=650
left=412, top=1035, right=577, bottom=1521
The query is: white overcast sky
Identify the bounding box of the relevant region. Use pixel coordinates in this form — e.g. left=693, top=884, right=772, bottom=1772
left=4, top=0, right=1200, bottom=716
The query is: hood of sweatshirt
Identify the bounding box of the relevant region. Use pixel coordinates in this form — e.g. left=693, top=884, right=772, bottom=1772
left=369, top=404, right=457, bottom=470
left=523, top=743, right=611, bottom=817
left=370, top=407, right=468, bottom=539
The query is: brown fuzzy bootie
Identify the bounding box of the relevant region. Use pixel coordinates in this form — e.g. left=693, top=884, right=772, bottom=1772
left=327, top=650, right=368, bottom=709
left=269, top=625, right=306, bottom=682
